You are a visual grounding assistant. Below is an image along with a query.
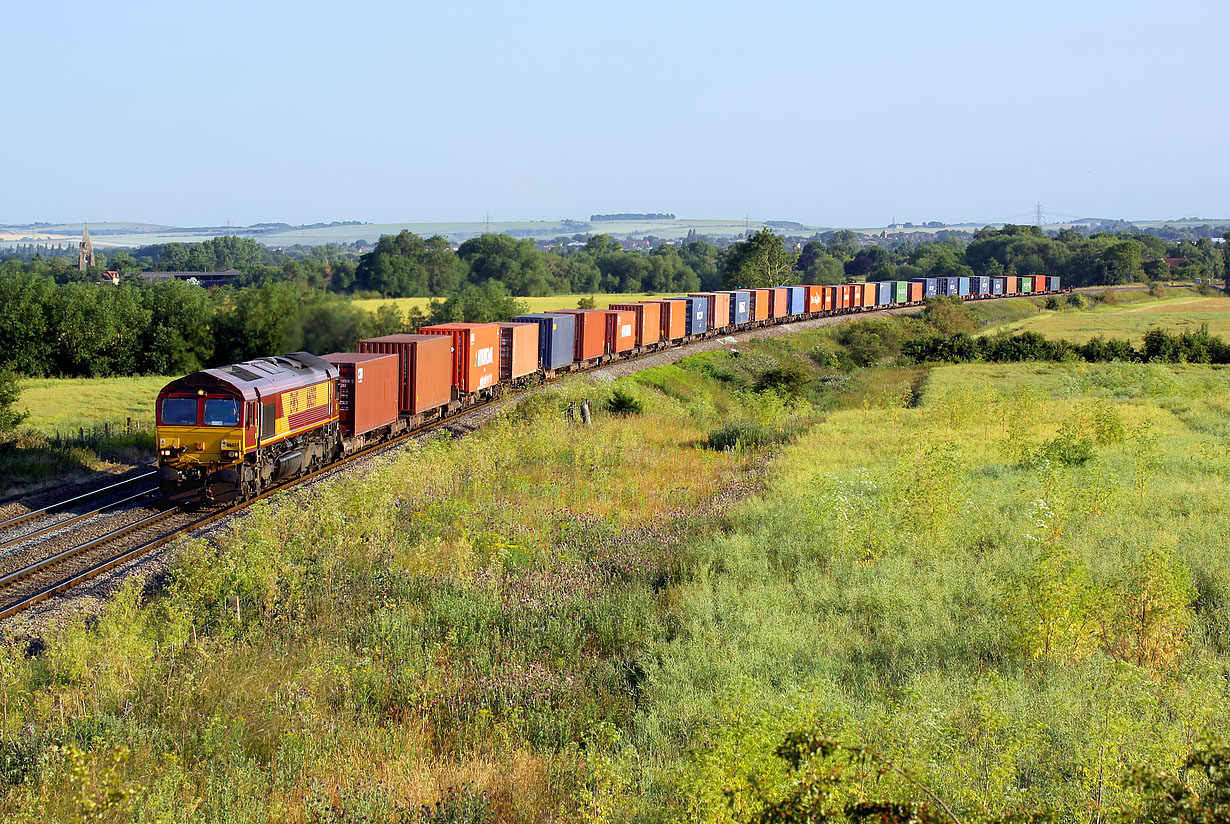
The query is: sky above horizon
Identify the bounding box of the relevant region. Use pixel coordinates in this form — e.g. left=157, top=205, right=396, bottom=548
left=3, top=0, right=1226, bottom=229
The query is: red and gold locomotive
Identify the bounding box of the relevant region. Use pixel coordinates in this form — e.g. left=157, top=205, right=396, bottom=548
left=155, top=353, right=340, bottom=505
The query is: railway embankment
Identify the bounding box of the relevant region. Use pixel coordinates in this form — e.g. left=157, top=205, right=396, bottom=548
left=3, top=299, right=1229, bottom=822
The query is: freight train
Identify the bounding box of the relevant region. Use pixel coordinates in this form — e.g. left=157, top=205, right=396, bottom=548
left=155, top=275, right=1062, bottom=505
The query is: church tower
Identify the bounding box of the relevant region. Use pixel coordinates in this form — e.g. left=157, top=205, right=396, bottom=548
left=78, top=224, right=95, bottom=271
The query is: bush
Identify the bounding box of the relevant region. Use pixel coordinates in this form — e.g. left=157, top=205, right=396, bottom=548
left=1096, top=288, right=1120, bottom=306
left=1045, top=296, right=1062, bottom=310
left=576, top=295, right=597, bottom=309
left=753, top=363, right=810, bottom=398
left=1065, top=293, right=1086, bottom=310
left=605, top=387, right=644, bottom=416
left=0, top=366, right=28, bottom=437
left=1148, top=281, right=1167, bottom=299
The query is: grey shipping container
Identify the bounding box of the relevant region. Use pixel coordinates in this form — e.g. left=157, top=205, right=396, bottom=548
left=787, top=286, right=806, bottom=315
left=938, top=277, right=958, bottom=296
left=971, top=276, right=990, bottom=294
left=669, top=296, right=708, bottom=335
left=990, top=277, right=1005, bottom=295
left=911, top=278, right=938, bottom=299
left=877, top=281, right=893, bottom=306
left=1047, top=276, right=1062, bottom=291
left=512, top=312, right=576, bottom=370
left=723, top=290, right=751, bottom=325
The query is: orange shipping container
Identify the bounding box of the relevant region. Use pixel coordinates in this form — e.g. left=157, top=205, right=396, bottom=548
left=604, top=310, right=636, bottom=354
left=418, top=323, right=500, bottom=393
left=643, top=299, right=686, bottom=340
left=747, top=289, right=771, bottom=321
left=862, top=282, right=878, bottom=307
left=497, top=322, right=539, bottom=380
left=769, top=287, right=789, bottom=318
left=837, top=285, right=850, bottom=309
left=551, top=309, right=607, bottom=359
left=908, top=281, right=923, bottom=303
left=823, top=286, right=836, bottom=311
left=804, top=285, right=824, bottom=313
left=356, top=333, right=452, bottom=415
left=610, top=303, right=661, bottom=347
left=1004, top=277, right=1017, bottom=295
left=1033, top=275, right=1047, bottom=293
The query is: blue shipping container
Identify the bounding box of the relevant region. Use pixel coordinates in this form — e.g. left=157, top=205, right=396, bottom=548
left=911, top=278, right=938, bottom=299
left=669, top=297, right=708, bottom=335
left=957, top=277, right=970, bottom=296
left=725, top=290, right=751, bottom=325
left=971, top=276, right=990, bottom=294
left=990, top=277, right=1005, bottom=296
left=943, top=278, right=959, bottom=296
left=787, top=286, right=806, bottom=315
left=877, top=281, right=893, bottom=306
left=512, top=313, right=576, bottom=370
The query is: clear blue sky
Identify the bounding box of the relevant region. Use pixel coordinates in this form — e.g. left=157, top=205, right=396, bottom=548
left=3, top=0, right=1225, bottom=228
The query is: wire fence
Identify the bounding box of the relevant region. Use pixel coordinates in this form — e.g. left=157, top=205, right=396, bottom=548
left=49, top=418, right=153, bottom=449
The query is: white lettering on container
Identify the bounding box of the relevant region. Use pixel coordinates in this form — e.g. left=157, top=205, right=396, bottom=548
left=356, top=367, right=364, bottom=383
left=737, top=301, right=746, bottom=313
left=621, top=324, right=632, bottom=338
left=475, top=347, right=494, bottom=367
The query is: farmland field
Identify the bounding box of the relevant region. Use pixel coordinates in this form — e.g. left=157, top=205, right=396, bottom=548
left=15, top=375, right=169, bottom=434
left=984, top=292, right=1230, bottom=342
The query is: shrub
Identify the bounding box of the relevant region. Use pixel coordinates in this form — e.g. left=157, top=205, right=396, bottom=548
left=1045, top=296, right=1062, bottom=310
left=1096, top=288, right=1120, bottom=305
left=1148, top=281, right=1167, bottom=298
left=605, top=387, right=644, bottom=416
left=1065, top=293, right=1086, bottom=310
left=576, top=295, right=597, bottom=309
left=753, top=364, right=810, bottom=399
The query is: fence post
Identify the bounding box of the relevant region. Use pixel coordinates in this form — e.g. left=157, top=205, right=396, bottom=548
left=127, top=417, right=132, bottom=434
left=79, top=427, right=84, bottom=442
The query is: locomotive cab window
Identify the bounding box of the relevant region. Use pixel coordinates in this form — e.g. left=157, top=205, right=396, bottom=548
left=160, top=397, right=198, bottom=426
left=203, top=398, right=240, bottom=426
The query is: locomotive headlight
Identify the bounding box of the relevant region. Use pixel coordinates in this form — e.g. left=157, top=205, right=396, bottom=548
left=222, top=450, right=239, bottom=459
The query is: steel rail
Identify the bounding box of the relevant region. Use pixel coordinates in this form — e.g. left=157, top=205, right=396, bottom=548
left=0, top=489, right=160, bottom=553
left=0, top=471, right=158, bottom=532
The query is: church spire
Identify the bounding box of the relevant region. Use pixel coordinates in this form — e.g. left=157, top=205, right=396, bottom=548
left=78, top=223, right=94, bottom=271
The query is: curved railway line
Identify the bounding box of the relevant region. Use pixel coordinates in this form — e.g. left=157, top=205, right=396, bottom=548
left=1, top=289, right=1094, bottom=623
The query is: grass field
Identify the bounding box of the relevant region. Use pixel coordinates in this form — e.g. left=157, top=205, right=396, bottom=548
left=986, top=292, right=1230, bottom=342
left=352, top=292, right=665, bottom=317
left=15, top=375, right=169, bottom=434
left=5, top=300, right=1230, bottom=821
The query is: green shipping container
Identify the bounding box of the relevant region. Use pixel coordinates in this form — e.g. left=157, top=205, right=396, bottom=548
left=893, top=281, right=908, bottom=304
left=1018, top=277, right=1032, bottom=293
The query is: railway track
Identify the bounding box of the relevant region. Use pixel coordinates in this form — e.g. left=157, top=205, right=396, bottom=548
left=0, top=471, right=157, bottom=534
left=0, top=291, right=1068, bottom=622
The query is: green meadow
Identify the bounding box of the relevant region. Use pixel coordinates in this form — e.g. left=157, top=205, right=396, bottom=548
left=3, top=300, right=1229, bottom=822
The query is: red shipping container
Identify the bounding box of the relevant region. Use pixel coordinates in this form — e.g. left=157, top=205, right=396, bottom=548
left=823, top=286, right=836, bottom=311
left=497, top=322, right=540, bottom=380
left=550, top=309, right=606, bottom=359
left=603, top=310, right=636, bottom=354
left=643, top=299, right=686, bottom=340
left=321, top=352, right=398, bottom=438
left=908, top=281, right=923, bottom=303
left=356, top=333, right=452, bottom=415
left=418, top=323, right=500, bottom=393
left=769, top=287, right=789, bottom=318
left=609, top=303, right=661, bottom=346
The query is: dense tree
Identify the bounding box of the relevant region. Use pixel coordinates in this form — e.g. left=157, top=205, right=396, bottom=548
left=425, top=280, right=528, bottom=324
left=354, top=231, right=466, bottom=297
left=795, top=240, right=844, bottom=284
left=0, top=366, right=27, bottom=436
left=723, top=229, right=797, bottom=288
left=457, top=233, right=552, bottom=296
